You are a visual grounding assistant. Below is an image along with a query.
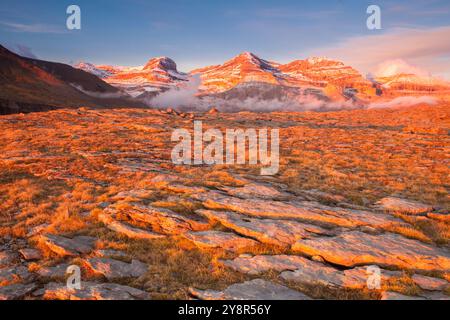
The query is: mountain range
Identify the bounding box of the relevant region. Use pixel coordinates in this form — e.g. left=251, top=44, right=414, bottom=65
left=76, top=52, right=450, bottom=107
left=1, top=43, right=449, bottom=114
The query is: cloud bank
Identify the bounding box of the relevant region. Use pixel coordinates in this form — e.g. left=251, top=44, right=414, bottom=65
left=368, top=96, right=437, bottom=109
left=147, top=75, right=202, bottom=108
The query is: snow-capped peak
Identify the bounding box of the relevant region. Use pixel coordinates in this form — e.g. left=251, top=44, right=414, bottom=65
left=143, top=56, right=178, bottom=72
left=306, top=56, right=341, bottom=65
left=74, top=62, right=113, bottom=78
left=238, top=51, right=259, bottom=59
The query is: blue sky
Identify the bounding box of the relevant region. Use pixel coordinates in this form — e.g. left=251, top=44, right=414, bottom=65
left=1, top=0, right=450, bottom=77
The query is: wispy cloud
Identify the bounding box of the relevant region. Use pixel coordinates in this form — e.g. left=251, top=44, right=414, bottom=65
left=0, top=21, right=67, bottom=34
left=315, top=26, right=450, bottom=79
left=386, top=1, right=450, bottom=16
left=255, top=8, right=339, bottom=19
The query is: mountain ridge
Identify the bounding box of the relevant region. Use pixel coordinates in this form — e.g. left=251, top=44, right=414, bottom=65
left=0, top=45, right=146, bottom=114
left=76, top=52, right=450, bottom=103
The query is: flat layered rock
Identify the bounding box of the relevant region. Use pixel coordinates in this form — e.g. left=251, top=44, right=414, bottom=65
left=189, top=279, right=311, bottom=300
left=297, top=201, right=400, bottom=228
left=26, top=223, right=49, bottom=237
left=19, top=248, right=42, bottom=261
left=128, top=204, right=210, bottom=235
left=41, top=281, right=149, bottom=300
left=0, top=251, right=18, bottom=267
left=94, top=249, right=128, bottom=258
left=375, top=197, right=433, bottom=215
left=111, top=189, right=153, bottom=201
left=419, top=292, right=450, bottom=300
left=220, top=183, right=289, bottom=200
left=151, top=174, right=179, bottom=184
left=381, top=291, right=426, bottom=300
left=84, top=257, right=148, bottom=280
left=192, top=191, right=398, bottom=228
left=292, top=231, right=450, bottom=272
left=222, top=255, right=401, bottom=289
left=197, top=209, right=332, bottom=247
left=39, top=234, right=96, bottom=257
left=165, top=184, right=207, bottom=194
left=0, top=283, right=37, bottom=300
left=183, top=231, right=258, bottom=252
left=223, top=254, right=327, bottom=275
left=412, top=274, right=449, bottom=291
left=427, top=212, right=449, bottom=223
left=340, top=267, right=402, bottom=289
left=282, top=265, right=402, bottom=290
left=37, top=263, right=72, bottom=278
left=0, top=265, right=33, bottom=285
left=300, top=189, right=345, bottom=203
left=99, top=211, right=165, bottom=240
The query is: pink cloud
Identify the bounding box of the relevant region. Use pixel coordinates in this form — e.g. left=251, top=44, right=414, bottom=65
left=374, top=59, right=429, bottom=77
left=315, top=26, right=450, bottom=79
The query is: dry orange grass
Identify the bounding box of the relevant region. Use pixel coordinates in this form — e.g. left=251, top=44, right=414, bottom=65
left=0, top=104, right=448, bottom=299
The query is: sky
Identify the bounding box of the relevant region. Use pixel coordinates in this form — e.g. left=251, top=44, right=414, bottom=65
left=1, top=0, right=450, bottom=78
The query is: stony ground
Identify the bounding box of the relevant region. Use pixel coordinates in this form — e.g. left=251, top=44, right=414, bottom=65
left=0, top=104, right=449, bottom=300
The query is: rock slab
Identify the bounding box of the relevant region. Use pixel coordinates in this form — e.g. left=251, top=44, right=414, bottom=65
left=39, top=234, right=96, bottom=257
left=41, top=281, right=149, bottom=300
left=184, top=231, right=258, bottom=252
left=84, top=257, right=148, bottom=280
left=292, top=231, right=450, bottom=272
left=189, top=279, right=311, bottom=300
